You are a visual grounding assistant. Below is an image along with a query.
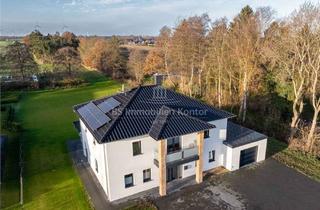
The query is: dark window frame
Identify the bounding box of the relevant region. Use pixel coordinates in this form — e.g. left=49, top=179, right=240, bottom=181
left=209, top=150, right=215, bottom=162
left=204, top=130, right=210, bottom=139
left=184, top=165, right=191, bottom=170
left=143, top=169, right=151, bottom=182
left=124, top=173, right=134, bottom=188
left=167, top=136, right=180, bottom=153
left=132, top=141, right=142, bottom=156
left=95, top=159, right=98, bottom=173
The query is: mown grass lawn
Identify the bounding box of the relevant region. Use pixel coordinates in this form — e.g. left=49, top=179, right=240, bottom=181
left=0, top=94, right=21, bottom=208
left=5, top=77, right=121, bottom=209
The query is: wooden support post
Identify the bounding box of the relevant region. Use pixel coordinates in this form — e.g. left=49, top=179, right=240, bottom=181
left=158, top=139, right=167, bottom=196
left=196, top=131, right=204, bottom=183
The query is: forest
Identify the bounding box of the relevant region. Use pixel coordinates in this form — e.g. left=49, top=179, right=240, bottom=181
left=144, top=3, right=320, bottom=156
left=1, top=3, right=319, bottom=155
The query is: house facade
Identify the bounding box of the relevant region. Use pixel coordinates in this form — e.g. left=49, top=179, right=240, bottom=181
left=74, top=85, right=267, bottom=202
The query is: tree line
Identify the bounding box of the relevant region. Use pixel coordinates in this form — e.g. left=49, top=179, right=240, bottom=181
left=141, top=3, right=319, bottom=154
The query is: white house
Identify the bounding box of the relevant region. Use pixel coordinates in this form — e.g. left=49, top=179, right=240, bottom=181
left=73, top=85, right=267, bottom=202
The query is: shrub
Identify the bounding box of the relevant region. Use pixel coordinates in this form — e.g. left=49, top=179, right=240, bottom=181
left=55, top=78, right=85, bottom=88
left=0, top=81, right=36, bottom=91
left=38, top=72, right=85, bottom=88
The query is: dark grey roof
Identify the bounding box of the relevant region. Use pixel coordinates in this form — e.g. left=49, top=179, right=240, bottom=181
left=74, top=85, right=234, bottom=143
left=149, top=106, right=215, bottom=140
left=223, top=122, right=267, bottom=148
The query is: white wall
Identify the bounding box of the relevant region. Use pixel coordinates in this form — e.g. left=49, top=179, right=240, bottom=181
left=203, top=119, right=228, bottom=171
left=80, top=120, right=109, bottom=196
left=180, top=118, right=228, bottom=177
left=180, top=133, right=197, bottom=178
left=223, top=138, right=267, bottom=171
left=105, top=135, right=159, bottom=201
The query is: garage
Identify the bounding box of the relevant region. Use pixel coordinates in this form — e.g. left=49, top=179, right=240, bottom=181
left=239, top=146, right=257, bottom=167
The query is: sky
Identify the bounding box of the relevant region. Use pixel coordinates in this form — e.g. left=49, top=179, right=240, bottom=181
left=1, top=0, right=319, bottom=36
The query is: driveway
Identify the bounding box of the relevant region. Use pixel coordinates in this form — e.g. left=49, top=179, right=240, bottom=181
left=224, top=158, right=320, bottom=210
left=155, top=159, right=320, bottom=210
left=68, top=140, right=320, bottom=210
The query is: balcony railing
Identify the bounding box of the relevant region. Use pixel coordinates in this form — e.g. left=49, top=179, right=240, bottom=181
left=154, top=146, right=199, bottom=166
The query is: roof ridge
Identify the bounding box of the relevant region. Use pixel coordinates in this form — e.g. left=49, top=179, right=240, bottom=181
left=101, top=86, right=142, bottom=141
left=149, top=106, right=172, bottom=140
left=149, top=105, right=215, bottom=140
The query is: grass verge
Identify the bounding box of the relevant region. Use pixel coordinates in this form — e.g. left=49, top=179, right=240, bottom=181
left=267, top=138, right=320, bottom=182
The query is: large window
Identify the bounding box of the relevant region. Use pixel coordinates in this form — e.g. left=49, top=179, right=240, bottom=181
left=204, top=130, right=210, bottom=138
left=167, top=136, right=180, bottom=153
left=124, top=174, right=134, bottom=188
left=132, top=141, right=141, bottom=156
left=143, top=169, right=151, bottom=182
left=209, top=150, right=215, bottom=162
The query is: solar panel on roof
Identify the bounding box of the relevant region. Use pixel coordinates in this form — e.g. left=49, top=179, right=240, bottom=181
left=78, top=102, right=110, bottom=130
left=97, top=97, right=121, bottom=113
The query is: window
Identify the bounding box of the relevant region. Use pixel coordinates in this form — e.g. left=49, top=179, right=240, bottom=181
left=132, top=141, right=141, bottom=156
left=95, top=159, right=98, bottom=173
left=184, top=165, right=191, bottom=170
left=204, top=130, right=210, bottom=138
left=124, top=174, right=134, bottom=188
left=209, top=150, right=215, bottom=162
left=167, top=136, right=180, bottom=153
left=143, top=169, right=151, bottom=182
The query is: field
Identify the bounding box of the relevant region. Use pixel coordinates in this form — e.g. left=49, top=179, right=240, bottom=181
left=2, top=73, right=121, bottom=209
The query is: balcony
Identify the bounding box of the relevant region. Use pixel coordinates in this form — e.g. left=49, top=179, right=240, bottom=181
left=154, top=146, right=199, bottom=167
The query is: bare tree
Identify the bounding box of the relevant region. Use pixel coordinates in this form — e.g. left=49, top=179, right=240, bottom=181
left=54, top=46, right=80, bottom=76
left=5, top=41, right=37, bottom=79
left=169, top=14, right=210, bottom=96
left=304, top=3, right=320, bottom=151
left=263, top=3, right=320, bottom=140
left=205, top=18, right=230, bottom=108
left=157, top=26, right=171, bottom=73
left=128, top=49, right=147, bottom=84
left=229, top=6, right=261, bottom=122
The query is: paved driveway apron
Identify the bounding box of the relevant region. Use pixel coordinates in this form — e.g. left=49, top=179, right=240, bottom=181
left=155, top=159, right=320, bottom=210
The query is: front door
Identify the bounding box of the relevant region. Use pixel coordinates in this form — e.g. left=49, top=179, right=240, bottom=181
left=167, top=166, right=177, bottom=182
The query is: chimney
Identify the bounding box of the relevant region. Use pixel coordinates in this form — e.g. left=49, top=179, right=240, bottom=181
left=154, top=73, right=165, bottom=86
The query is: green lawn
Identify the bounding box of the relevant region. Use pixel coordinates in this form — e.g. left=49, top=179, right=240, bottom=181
left=4, top=77, right=121, bottom=209
left=1, top=95, right=21, bottom=208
